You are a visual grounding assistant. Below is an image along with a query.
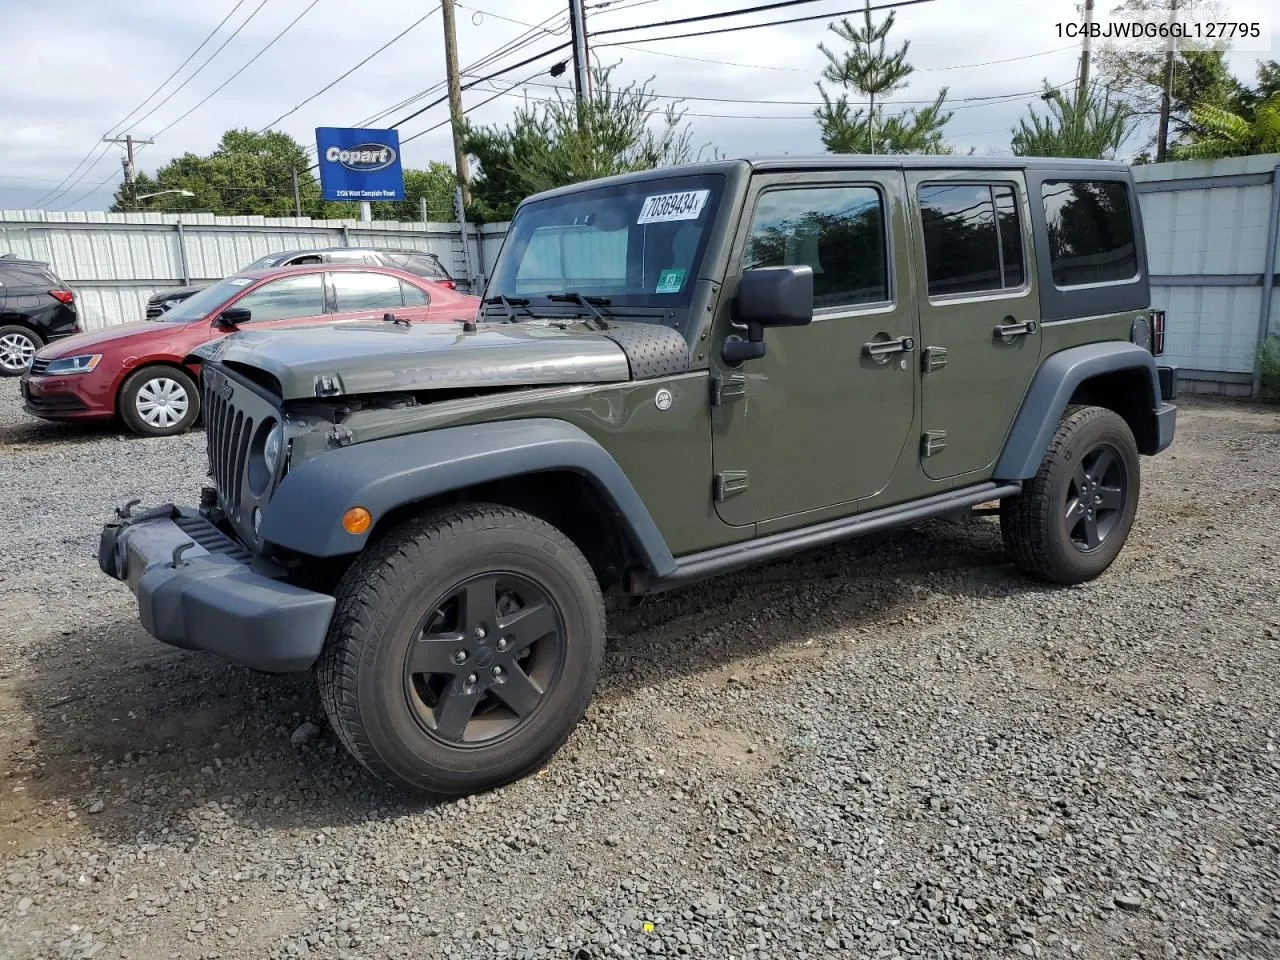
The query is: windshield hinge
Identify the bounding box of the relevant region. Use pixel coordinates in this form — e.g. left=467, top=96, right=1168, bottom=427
left=315, top=375, right=341, bottom=397
left=711, top=373, right=747, bottom=406
left=713, top=471, right=749, bottom=501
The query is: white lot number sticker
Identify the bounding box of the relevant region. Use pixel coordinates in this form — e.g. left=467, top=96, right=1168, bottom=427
left=227, top=277, right=253, bottom=287
left=637, top=190, right=709, bottom=224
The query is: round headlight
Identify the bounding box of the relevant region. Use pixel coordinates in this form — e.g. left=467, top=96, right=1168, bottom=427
left=263, top=423, right=283, bottom=474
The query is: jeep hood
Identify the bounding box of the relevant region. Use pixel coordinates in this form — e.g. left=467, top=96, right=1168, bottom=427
left=193, top=321, right=634, bottom=400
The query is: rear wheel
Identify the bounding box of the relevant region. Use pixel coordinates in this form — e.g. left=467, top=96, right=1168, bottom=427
left=118, top=365, right=200, bottom=437
left=0, top=325, right=42, bottom=376
left=317, top=504, right=605, bottom=797
left=1001, top=405, right=1140, bottom=585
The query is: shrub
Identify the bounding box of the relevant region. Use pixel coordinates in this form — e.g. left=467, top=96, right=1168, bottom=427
left=1259, top=335, right=1280, bottom=402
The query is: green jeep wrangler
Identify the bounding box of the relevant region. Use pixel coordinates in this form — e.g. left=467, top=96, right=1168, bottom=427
left=100, top=157, right=1177, bottom=796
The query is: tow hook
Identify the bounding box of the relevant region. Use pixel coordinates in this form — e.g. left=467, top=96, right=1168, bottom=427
left=171, top=542, right=196, bottom=568
left=116, top=498, right=142, bottom=519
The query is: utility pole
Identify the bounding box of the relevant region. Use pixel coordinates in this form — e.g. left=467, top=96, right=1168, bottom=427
left=102, top=134, right=154, bottom=208
left=568, top=0, right=592, bottom=104
left=291, top=167, right=302, bottom=218
left=1077, top=0, right=1095, bottom=109
left=441, top=0, right=471, bottom=206
left=1156, top=0, right=1179, bottom=161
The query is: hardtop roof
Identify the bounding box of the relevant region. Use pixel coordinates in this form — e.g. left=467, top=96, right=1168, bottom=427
left=523, top=155, right=1132, bottom=205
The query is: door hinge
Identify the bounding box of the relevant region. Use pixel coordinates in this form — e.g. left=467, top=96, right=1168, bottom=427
left=921, top=430, right=948, bottom=457
left=921, top=346, right=948, bottom=373
left=713, top=471, right=749, bottom=501
left=711, top=373, right=747, bottom=406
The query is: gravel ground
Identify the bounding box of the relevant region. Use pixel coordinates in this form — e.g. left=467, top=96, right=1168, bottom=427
left=0, top=376, right=1278, bottom=960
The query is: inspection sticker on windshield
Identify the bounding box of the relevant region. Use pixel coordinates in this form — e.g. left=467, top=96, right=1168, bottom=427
left=227, top=277, right=253, bottom=286
left=656, top=269, right=685, bottom=294
left=637, top=190, right=709, bottom=224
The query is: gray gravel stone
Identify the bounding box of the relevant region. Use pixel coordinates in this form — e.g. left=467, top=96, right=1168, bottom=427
left=1, top=383, right=1279, bottom=960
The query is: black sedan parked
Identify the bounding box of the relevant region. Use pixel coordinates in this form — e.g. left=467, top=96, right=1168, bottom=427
left=0, top=254, right=79, bottom=376
left=145, top=247, right=458, bottom=318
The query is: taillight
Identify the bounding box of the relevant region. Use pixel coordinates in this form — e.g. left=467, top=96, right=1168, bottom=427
left=1151, top=309, right=1165, bottom=356
left=49, top=289, right=74, bottom=304
left=441, top=279, right=456, bottom=290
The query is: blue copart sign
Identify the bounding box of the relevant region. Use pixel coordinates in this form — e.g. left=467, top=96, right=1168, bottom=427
left=315, top=127, right=405, bottom=201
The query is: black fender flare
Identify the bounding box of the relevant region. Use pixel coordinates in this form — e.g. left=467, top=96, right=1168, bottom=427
left=995, top=341, right=1171, bottom=480
left=257, top=418, right=679, bottom=576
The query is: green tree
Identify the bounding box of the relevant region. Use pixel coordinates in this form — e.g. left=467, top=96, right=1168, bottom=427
left=461, top=63, right=694, bottom=222
left=1011, top=83, right=1136, bottom=159
left=111, top=129, right=323, bottom=216
left=815, top=2, right=952, bottom=154
left=370, top=162, right=457, bottom=221
left=1095, top=0, right=1244, bottom=155
left=1170, top=93, right=1280, bottom=158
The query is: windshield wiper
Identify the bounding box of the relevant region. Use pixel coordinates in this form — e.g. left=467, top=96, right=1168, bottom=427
left=545, top=293, right=611, bottom=330
left=482, top=295, right=532, bottom=322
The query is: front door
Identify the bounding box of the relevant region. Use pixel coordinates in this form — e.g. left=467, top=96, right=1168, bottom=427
left=906, top=173, right=1043, bottom=480
left=711, top=172, right=917, bottom=527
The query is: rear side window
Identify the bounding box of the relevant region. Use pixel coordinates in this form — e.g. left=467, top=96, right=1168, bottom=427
left=332, top=271, right=407, bottom=312
left=918, top=182, right=1026, bottom=297
left=1041, top=180, right=1137, bottom=287
left=401, top=280, right=430, bottom=306
left=743, top=185, right=889, bottom=309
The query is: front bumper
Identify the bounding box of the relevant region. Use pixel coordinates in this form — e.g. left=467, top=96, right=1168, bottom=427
left=99, top=505, right=334, bottom=672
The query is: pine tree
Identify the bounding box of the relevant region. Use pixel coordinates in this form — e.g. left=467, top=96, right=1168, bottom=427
left=815, top=1, right=952, bottom=155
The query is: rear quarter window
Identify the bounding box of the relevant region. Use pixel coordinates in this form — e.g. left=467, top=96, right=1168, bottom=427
left=1042, top=180, right=1138, bottom=287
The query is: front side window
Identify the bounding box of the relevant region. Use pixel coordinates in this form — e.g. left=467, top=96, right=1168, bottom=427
left=1042, top=180, right=1137, bottom=287
left=487, top=174, right=725, bottom=311
left=231, top=274, right=325, bottom=322
left=743, top=185, right=889, bottom=309
left=332, top=271, right=406, bottom=312
left=918, top=182, right=1026, bottom=298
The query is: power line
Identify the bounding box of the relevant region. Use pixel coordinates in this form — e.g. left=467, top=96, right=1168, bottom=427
left=257, top=5, right=442, bottom=133
left=595, top=0, right=939, bottom=46
left=592, top=0, right=860, bottom=37
left=150, top=0, right=325, bottom=140
left=29, top=0, right=254, bottom=208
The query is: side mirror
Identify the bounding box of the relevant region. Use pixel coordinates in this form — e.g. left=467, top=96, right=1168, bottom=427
left=724, top=266, right=814, bottom=365
left=215, top=306, right=251, bottom=327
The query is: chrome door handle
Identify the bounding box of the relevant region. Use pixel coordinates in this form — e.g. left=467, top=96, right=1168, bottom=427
left=994, top=319, right=1038, bottom=340
left=863, top=335, right=915, bottom=361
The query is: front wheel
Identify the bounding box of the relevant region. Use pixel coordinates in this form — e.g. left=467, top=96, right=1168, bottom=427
left=118, top=365, right=200, bottom=437
left=317, top=504, right=605, bottom=797
left=1001, top=405, right=1140, bottom=585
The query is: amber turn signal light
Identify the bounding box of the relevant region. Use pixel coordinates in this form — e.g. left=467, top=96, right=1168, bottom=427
left=342, top=507, right=372, bottom=534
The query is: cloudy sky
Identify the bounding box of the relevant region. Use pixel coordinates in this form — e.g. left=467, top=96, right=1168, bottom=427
left=2, top=0, right=1275, bottom=211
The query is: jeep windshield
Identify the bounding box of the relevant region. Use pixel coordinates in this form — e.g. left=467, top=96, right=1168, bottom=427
left=483, top=173, right=725, bottom=321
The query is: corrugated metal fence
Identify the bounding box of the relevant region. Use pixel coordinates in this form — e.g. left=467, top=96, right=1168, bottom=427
left=0, top=210, right=510, bottom=331
left=1133, top=154, right=1280, bottom=396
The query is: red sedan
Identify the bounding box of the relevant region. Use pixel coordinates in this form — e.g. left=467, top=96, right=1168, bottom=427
left=20, top=263, right=480, bottom=437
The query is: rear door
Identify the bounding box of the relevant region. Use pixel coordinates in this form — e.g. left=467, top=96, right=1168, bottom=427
left=905, top=171, right=1042, bottom=480
left=328, top=270, right=433, bottom=323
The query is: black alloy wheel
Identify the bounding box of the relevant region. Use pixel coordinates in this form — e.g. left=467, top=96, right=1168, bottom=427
left=1063, top=443, right=1127, bottom=552
left=1001, top=405, right=1141, bottom=585
left=403, top=573, right=565, bottom=746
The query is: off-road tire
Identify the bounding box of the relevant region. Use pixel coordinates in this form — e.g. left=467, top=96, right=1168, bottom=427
left=317, top=504, right=605, bottom=797
left=118, top=365, right=201, bottom=437
left=1001, top=405, right=1140, bottom=585
left=0, top=325, right=42, bottom=376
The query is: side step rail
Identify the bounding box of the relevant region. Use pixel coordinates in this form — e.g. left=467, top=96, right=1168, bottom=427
left=632, top=481, right=1022, bottom=594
